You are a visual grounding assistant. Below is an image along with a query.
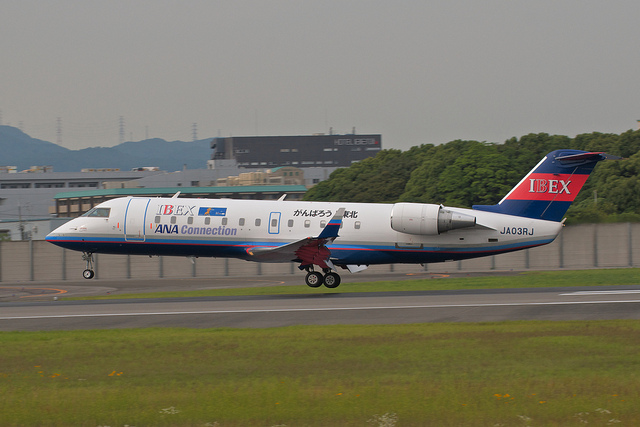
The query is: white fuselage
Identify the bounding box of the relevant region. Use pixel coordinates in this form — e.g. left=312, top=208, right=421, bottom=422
left=46, top=196, right=563, bottom=267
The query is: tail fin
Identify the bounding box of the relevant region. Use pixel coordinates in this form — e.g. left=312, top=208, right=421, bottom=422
left=473, top=150, right=616, bottom=221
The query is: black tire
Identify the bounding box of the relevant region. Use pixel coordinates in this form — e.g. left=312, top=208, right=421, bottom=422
left=83, top=269, right=95, bottom=279
left=323, top=272, right=341, bottom=288
left=305, top=271, right=324, bottom=288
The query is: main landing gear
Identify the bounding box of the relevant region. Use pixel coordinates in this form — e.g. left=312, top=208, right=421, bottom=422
left=304, top=268, right=341, bottom=289
left=82, top=252, right=95, bottom=279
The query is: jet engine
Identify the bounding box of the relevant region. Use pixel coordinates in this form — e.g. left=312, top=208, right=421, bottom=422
left=390, top=203, right=476, bottom=235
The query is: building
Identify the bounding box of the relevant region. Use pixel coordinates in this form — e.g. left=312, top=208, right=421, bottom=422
left=0, top=132, right=382, bottom=237
left=216, top=167, right=305, bottom=187
left=0, top=168, right=164, bottom=232
left=209, top=133, right=382, bottom=169
left=51, top=185, right=307, bottom=218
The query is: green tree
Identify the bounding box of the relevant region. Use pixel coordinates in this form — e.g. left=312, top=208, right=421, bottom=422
left=302, top=131, right=640, bottom=223
left=564, top=198, right=618, bottom=225
left=499, top=133, right=573, bottom=177
left=432, top=143, right=514, bottom=206
left=303, top=148, right=426, bottom=203
left=616, top=129, right=640, bottom=158
left=594, top=153, right=640, bottom=213
left=573, top=132, right=620, bottom=153
left=400, top=140, right=481, bottom=203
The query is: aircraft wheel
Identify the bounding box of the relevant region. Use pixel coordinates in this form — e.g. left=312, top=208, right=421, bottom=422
left=83, top=269, right=95, bottom=279
left=305, top=271, right=324, bottom=288
left=323, top=272, right=341, bottom=288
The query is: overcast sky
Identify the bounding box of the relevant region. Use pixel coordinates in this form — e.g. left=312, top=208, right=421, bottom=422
left=1, top=0, right=639, bottom=150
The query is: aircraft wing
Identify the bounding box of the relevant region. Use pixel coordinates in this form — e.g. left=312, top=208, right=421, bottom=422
left=246, top=208, right=345, bottom=269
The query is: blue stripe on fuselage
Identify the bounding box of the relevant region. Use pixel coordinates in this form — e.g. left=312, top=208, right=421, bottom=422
left=46, top=235, right=553, bottom=264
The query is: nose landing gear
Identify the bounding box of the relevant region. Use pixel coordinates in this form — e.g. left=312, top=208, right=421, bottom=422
left=82, top=252, right=95, bottom=279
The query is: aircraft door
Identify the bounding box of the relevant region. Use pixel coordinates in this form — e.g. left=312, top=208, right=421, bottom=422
left=268, top=212, right=281, bottom=234
left=124, top=198, right=150, bottom=241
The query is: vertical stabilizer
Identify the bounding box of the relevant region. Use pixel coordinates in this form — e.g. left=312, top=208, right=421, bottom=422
left=472, top=150, right=615, bottom=221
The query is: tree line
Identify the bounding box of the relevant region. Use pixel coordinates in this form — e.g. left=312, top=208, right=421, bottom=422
left=303, top=130, right=640, bottom=224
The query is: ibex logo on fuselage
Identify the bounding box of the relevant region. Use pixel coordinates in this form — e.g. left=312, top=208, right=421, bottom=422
left=156, top=205, right=196, bottom=216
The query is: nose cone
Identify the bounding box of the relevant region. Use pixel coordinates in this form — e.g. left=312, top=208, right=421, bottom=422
left=45, top=225, right=64, bottom=245
left=45, top=219, right=78, bottom=247
left=46, top=228, right=62, bottom=242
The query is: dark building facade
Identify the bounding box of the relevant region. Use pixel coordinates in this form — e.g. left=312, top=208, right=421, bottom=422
left=211, top=134, right=382, bottom=168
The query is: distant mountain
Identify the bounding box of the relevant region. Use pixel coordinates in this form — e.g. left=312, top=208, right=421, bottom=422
left=0, top=126, right=212, bottom=172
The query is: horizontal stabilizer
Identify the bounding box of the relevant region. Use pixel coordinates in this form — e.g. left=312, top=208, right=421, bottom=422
left=556, top=152, right=621, bottom=162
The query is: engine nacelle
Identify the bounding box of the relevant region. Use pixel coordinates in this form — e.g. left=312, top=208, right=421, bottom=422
left=390, top=203, right=476, bottom=235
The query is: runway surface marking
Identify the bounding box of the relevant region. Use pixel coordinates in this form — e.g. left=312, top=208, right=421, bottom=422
left=0, top=287, right=68, bottom=299
left=3, top=298, right=640, bottom=321
left=560, top=290, right=640, bottom=296
left=406, top=273, right=450, bottom=278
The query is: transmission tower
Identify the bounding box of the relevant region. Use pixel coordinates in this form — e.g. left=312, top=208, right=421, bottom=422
left=56, top=117, right=62, bottom=145
left=119, top=116, right=125, bottom=144
left=192, top=123, right=198, bottom=141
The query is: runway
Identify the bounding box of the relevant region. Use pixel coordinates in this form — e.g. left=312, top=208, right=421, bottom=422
left=2, top=275, right=640, bottom=330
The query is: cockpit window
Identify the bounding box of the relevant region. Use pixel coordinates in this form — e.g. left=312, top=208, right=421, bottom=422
left=82, top=207, right=111, bottom=218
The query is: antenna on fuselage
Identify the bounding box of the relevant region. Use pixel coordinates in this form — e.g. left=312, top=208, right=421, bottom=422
left=172, top=191, right=181, bottom=198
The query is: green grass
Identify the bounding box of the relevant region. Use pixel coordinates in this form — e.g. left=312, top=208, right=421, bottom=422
left=2, top=321, right=640, bottom=426
left=4, top=268, right=640, bottom=425
left=73, top=268, right=640, bottom=300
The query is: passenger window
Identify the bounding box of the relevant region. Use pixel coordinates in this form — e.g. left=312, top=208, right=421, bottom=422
left=187, top=217, right=193, bottom=224
left=239, top=218, right=245, bottom=226
left=222, top=218, right=228, bottom=225
left=255, top=218, right=261, bottom=226
left=320, top=220, right=327, bottom=228
left=355, top=221, right=361, bottom=229
left=155, top=216, right=161, bottom=223
left=271, top=218, right=278, bottom=227
left=170, top=216, right=177, bottom=224
left=304, top=220, right=310, bottom=228
left=205, top=217, right=211, bottom=225
left=288, top=219, right=294, bottom=227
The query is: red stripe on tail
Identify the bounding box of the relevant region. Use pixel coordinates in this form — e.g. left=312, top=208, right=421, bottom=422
left=504, top=173, right=589, bottom=202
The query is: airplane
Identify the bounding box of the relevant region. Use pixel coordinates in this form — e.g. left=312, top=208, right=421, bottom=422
left=46, top=149, right=616, bottom=288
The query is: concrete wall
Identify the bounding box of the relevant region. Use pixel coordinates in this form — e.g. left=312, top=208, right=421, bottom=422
left=1, top=223, right=637, bottom=282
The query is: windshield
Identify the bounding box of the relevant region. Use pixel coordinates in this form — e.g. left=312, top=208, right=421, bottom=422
left=82, top=207, right=111, bottom=218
